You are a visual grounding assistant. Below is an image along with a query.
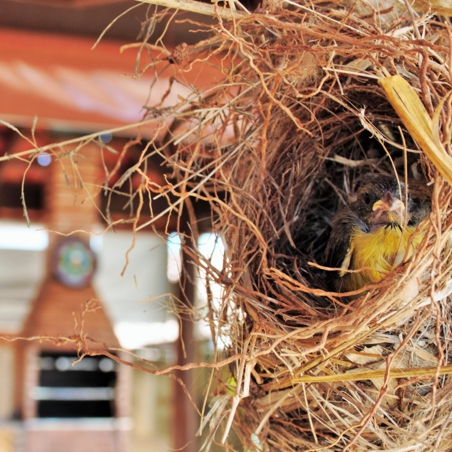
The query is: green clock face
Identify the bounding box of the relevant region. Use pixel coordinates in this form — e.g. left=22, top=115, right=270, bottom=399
left=53, top=238, right=96, bottom=287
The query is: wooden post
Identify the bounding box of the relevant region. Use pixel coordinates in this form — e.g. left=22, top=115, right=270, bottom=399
left=172, top=236, right=198, bottom=452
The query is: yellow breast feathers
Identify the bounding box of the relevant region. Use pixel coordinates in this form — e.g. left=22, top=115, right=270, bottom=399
left=343, top=224, right=422, bottom=292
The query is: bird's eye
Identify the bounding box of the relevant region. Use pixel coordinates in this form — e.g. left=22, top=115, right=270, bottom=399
left=363, top=193, right=371, bottom=205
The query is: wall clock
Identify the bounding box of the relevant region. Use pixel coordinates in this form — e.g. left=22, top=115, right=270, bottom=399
left=52, top=237, right=96, bottom=288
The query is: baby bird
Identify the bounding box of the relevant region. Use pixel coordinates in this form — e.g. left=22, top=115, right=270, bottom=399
left=325, top=175, right=425, bottom=293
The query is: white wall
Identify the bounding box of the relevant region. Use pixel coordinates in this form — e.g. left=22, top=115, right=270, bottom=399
left=0, top=345, right=14, bottom=419
left=93, top=231, right=173, bottom=348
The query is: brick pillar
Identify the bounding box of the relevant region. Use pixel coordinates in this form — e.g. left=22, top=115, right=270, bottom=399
left=46, top=143, right=101, bottom=237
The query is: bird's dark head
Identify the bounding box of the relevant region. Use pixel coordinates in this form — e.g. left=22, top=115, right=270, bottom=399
left=351, top=175, right=412, bottom=231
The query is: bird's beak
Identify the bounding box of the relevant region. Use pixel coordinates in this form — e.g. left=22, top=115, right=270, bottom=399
left=372, top=191, right=405, bottom=226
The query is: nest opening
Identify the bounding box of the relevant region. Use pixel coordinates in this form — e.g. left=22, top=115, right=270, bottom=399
left=229, top=90, right=429, bottom=313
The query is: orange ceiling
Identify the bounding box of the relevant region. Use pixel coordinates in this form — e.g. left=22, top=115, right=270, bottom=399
left=24, top=0, right=126, bottom=5
left=0, top=28, right=223, bottom=136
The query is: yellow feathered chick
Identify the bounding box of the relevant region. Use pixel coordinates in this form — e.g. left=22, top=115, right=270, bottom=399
left=325, top=175, right=426, bottom=293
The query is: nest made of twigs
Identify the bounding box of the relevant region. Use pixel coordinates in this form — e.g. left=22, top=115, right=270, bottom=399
left=134, top=0, right=452, bottom=450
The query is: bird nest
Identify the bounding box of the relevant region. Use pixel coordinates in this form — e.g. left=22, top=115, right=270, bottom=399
left=137, top=0, right=452, bottom=450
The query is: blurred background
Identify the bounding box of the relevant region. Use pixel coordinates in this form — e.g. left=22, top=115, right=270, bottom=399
left=0, top=1, right=227, bottom=451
